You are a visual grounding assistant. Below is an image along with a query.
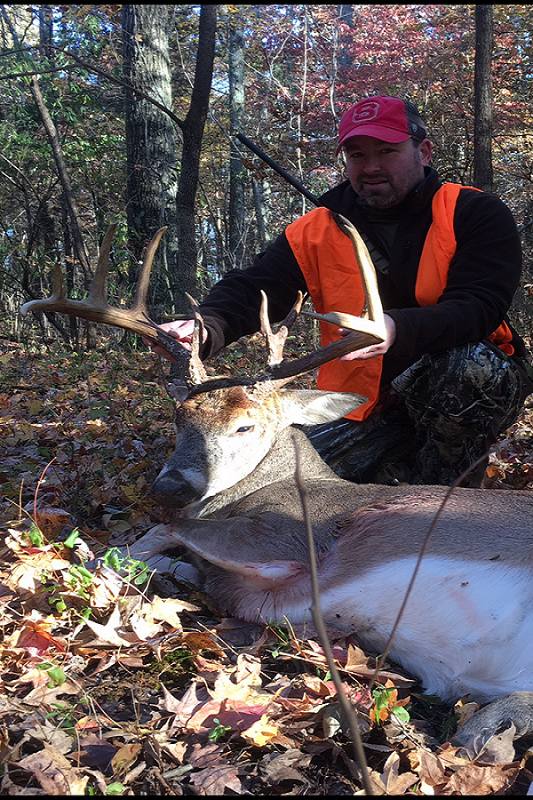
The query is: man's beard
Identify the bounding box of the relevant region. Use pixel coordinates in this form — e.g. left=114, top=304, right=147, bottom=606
left=356, top=180, right=403, bottom=208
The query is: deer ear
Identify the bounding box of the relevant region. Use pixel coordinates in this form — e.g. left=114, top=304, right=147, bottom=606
left=165, top=379, right=189, bottom=405
left=282, top=390, right=367, bottom=425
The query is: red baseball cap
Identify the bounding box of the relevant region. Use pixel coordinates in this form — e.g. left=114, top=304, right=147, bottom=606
left=336, top=96, right=427, bottom=155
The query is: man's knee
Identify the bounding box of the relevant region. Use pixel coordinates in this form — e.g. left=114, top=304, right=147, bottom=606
left=391, top=342, right=523, bottom=431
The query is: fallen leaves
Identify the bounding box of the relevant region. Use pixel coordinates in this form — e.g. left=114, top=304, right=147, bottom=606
left=17, top=743, right=89, bottom=795
left=1, top=342, right=533, bottom=795
left=413, top=743, right=523, bottom=795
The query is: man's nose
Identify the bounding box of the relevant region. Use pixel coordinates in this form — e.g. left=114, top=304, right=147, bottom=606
left=360, top=157, right=382, bottom=173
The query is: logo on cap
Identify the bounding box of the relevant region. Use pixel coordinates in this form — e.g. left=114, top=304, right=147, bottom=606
left=351, top=101, right=380, bottom=124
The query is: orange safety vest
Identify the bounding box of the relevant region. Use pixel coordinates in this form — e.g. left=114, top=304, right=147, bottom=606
left=286, top=184, right=515, bottom=421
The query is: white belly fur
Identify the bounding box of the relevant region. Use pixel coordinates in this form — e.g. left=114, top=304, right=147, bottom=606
left=277, top=556, right=533, bottom=703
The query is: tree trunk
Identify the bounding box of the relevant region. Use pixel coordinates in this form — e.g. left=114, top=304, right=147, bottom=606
left=228, top=7, right=246, bottom=270
left=38, top=5, right=54, bottom=61
left=122, top=4, right=179, bottom=314
left=337, top=5, right=355, bottom=72
left=174, top=4, right=217, bottom=311
left=473, top=5, right=493, bottom=192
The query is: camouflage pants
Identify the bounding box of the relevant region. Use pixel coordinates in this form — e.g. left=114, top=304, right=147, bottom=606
left=303, top=342, right=531, bottom=487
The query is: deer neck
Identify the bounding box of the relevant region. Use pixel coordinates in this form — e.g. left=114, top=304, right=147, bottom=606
left=182, top=426, right=339, bottom=520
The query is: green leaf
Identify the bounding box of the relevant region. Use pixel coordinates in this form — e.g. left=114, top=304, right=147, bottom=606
left=106, top=782, right=126, bottom=795
left=47, top=666, right=67, bottom=687
left=392, top=706, right=410, bottom=723
left=63, top=528, right=80, bottom=548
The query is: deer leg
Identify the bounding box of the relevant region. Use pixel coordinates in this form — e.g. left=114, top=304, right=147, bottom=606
left=451, top=692, right=533, bottom=758
left=122, top=524, right=201, bottom=585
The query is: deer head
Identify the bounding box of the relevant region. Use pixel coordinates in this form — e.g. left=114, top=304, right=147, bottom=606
left=20, top=216, right=386, bottom=510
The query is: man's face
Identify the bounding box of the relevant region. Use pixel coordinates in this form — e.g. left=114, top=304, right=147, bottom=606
left=343, top=136, right=433, bottom=208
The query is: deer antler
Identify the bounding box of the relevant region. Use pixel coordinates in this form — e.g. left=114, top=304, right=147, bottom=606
left=21, top=214, right=386, bottom=394
left=259, top=289, right=304, bottom=367
left=258, top=213, right=386, bottom=382
left=184, top=292, right=209, bottom=384
left=20, top=225, right=195, bottom=377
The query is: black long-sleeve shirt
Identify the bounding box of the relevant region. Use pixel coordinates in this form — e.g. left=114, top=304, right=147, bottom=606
left=198, top=167, right=525, bottom=385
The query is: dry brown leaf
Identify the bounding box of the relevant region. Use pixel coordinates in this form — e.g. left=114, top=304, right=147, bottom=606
left=442, top=761, right=521, bottom=795
left=145, top=594, right=200, bottom=631
left=8, top=553, right=71, bottom=593
left=454, top=696, right=480, bottom=728
left=33, top=508, right=73, bottom=539
left=128, top=609, right=165, bottom=640
left=345, top=641, right=370, bottom=667
left=189, top=761, right=243, bottom=795
left=14, top=621, right=66, bottom=655
left=300, top=673, right=335, bottom=698
left=210, top=666, right=268, bottom=703
left=22, top=718, right=73, bottom=755
left=414, top=749, right=448, bottom=788
left=260, top=748, right=312, bottom=785
left=161, top=739, right=189, bottom=765
left=86, top=569, right=124, bottom=609
left=233, top=652, right=262, bottom=685
left=161, top=679, right=210, bottom=728
left=188, top=741, right=224, bottom=768
left=83, top=604, right=144, bottom=647
left=437, top=742, right=478, bottom=768
left=182, top=629, right=225, bottom=656
left=22, top=678, right=80, bottom=708
left=72, top=734, right=118, bottom=771
left=381, top=751, right=419, bottom=794
left=110, top=742, right=142, bottom=777
left=454, top=723, right=518, bottom=765
left=241, top=713, right=279, bottom=747
left=18, top=742, right=88, bottom=795
left=186, top=695, right=276, bottom=736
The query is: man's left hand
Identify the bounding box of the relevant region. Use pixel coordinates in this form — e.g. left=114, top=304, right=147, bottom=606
left=339, top=314, right=397, bottom=361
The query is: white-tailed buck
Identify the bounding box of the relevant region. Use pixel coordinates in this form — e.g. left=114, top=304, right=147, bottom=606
left=21, top=218, right=533, bottom=746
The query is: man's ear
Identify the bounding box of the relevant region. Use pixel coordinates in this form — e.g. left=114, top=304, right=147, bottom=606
left=419, top=138, right=433, bottom=166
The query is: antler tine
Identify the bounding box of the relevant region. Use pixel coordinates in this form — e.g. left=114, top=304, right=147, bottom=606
left=334, top=213, right=385, bottom=330
left=184, top=293, right=209, bottom=384
left=259, top=290, right=303, bottom=367
left=20, top=225, right=192, bottom=370
left=86, top=222, right=117, bottom=308
left=130, top=226, right=168, bottom=315
left=258, top=215, right=387, bottom=382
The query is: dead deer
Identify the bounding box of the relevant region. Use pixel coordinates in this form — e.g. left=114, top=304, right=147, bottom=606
left=21, top=218, right=533, bottom=747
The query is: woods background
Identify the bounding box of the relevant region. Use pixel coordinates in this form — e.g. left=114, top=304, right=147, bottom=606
left=2, top=4, right=533, bottom=350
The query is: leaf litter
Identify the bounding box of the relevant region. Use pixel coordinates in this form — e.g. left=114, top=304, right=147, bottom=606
left=1, top=337, right=533, bottom=795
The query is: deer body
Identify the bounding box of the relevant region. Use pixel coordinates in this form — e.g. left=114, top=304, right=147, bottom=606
left=23, top=221, right=533, bottom=738
left=128, top=384, right=533, bottom=704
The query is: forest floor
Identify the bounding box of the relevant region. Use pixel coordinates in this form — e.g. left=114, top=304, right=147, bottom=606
left=1, top=330, right=533, bottom=796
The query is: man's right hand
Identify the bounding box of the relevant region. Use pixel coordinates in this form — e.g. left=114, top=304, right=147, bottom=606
left=145, top=319, right=207, bottom=361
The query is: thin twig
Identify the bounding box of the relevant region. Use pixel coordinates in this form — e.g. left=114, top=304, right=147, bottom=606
left=3, top=43, right=185, bottom=131
left=33, top=457, right=57, bottom=529
left=292, top=433, right=374, bottom=795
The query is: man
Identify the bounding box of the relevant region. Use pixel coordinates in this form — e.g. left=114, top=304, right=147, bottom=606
left=156, top=95, right=533, bottom=487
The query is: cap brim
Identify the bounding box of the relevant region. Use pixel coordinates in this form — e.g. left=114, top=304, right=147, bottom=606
left=335, top=125, right=412, bottom=155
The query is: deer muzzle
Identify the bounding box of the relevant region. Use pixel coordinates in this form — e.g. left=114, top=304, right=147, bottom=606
left=150, top=463, right=207, bottom=508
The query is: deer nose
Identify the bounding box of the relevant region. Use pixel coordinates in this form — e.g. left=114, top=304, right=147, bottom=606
left=150, top=465, right=207, bottom=508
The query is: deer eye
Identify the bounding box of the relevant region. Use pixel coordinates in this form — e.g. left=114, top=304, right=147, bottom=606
left=236, top=425, right=255, bottom=433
